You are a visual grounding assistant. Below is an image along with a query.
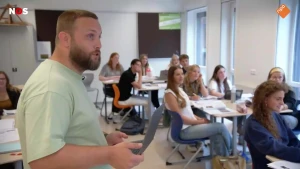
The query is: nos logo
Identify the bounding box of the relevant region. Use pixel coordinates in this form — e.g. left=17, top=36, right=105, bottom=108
left=9, top=8, right=28, bottom=15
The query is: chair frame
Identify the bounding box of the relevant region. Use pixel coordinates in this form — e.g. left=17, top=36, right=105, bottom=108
left=166, top=110, right=211, bottom=169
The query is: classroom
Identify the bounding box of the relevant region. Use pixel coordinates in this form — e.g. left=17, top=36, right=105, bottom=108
left=0, top=0, right=300, bottom=169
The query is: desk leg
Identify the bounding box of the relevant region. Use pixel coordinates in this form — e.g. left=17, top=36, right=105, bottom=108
left=232, top=116, right=238, bottom=156
left=14, top=161, right=22, bottom=169
left=209, top=116, right=216, bottom=156
left=104, top=89, right=109, bottom=124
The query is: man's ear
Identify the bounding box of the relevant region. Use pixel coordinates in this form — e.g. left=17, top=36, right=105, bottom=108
left=57, top=32, right=71, bottom=48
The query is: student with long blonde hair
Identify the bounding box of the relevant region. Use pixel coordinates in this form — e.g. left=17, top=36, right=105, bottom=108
left=164, top=66, right=232, bottom=156
left=166, top=54, right=180, bottom=70
left=244, top=81, right=300, bottom=169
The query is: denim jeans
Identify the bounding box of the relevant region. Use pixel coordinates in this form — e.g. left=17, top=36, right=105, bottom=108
left=180, top=123, right=232, bottom=156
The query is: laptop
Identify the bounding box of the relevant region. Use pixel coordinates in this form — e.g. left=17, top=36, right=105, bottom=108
left=224, top=89, right=243, bottom=100
left=155, top=70, right=168, bottom=81
left=131, top=104, right=164, bottom=155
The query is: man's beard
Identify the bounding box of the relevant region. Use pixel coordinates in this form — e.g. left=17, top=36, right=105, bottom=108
left=69, top=42, right=101, bottom=71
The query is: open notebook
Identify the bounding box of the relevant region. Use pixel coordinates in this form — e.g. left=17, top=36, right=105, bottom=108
left=268, top=160, right=300, bottom=169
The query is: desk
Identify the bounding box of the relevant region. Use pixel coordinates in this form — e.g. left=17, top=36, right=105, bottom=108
left=266, top=155, right=281, bottom=162
left=0, top=115, right=22, bottom=169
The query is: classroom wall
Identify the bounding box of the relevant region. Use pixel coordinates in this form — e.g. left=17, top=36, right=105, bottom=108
left=234, top=0, right=279, bottom=88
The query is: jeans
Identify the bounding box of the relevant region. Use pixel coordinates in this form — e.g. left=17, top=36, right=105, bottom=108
left=180, top=123, right=232, bottom=156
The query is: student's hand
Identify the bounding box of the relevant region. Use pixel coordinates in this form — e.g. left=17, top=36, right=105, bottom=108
left=110, top=142, right=144, bottom=169
left=280, top=104, right=288, bottom=111
left=197, top=76, right=203, bottom=84
left=191, top=95, right=200, bottom=101
left=106, top=131, right=128, bottom=146
left=197, top=118, right=210, bottom=124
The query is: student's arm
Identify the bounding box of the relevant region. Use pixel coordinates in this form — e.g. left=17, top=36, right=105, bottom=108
left=284, top=90, right=297, bottom=110
left=208, top=80, right=224, bottom=98
left=132, top=70, right=142, bottom=89
left=24, top=92, right=143, bottom=169
left=164, top=93, right=206, bottom=125
left=247, top=120, right=300, bottom=162
left=199, top=84, right=209, bottom=97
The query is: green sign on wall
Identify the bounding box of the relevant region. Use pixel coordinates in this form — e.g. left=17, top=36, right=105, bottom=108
left=159, top=13, right=181, bottom=30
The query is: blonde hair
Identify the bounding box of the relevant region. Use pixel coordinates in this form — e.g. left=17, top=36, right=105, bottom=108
left=183, top=65, right=202, bottom=95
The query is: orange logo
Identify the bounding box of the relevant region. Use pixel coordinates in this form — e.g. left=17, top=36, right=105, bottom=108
left=277, top=4, right=290, bottom=18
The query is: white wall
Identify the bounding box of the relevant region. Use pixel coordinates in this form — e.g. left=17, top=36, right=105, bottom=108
left=234, top=0, right=279, bottom=88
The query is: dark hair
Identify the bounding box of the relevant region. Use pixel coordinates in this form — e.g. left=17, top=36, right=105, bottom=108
left=131, top=59, right=141, bottom=66
left=210, top=65, right=230, bottom=92
left=55, top=10, right=98, bottom=44
left=252, top=81, right=287, bottom=139
left=167, top=66, right=186, bottom=108
left=107, top=52, right=121, bottom=71
left=179, top=54, right=189, bottom=61
left=0, top=71, right=19, bottom=92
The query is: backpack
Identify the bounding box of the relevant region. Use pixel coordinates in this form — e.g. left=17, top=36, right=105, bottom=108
left=120, top=116, right=145, bottom=135
left=212, top=155, right=246, bottom=169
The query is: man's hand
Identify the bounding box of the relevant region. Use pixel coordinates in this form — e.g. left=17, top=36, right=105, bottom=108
left=109, top=142, right=144, bottom=169
left=197, top=118, right=210, bottom=124
left=106, top=132, right=128, bottom=146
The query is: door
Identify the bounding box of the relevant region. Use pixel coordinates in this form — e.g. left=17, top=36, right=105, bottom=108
left=0, top=26, right=14, bottom=84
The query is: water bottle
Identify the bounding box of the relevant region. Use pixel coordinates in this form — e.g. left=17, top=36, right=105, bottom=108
left=231, top=85, right=236, bottom=103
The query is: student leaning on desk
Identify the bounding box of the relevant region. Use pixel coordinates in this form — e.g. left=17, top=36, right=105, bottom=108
left=244, top=81, right=300, bottom=169
left=15, top=10, right=144, bottom=169
left=0, top=71, right=21, bottom=113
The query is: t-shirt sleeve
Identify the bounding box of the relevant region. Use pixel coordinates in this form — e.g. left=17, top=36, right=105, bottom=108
left=99, top=65, right=108, bottom=77
left=208, top=80, right=218, bottom=91
left=24, top=91, right=72, bottom=163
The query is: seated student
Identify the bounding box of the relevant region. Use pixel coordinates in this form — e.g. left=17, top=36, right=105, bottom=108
left=208, top=65, right=245, bottom=143
left=182, top=65, right=209, bottom=118
left=179, top=54, right=190, bottom=74
left=118, top=59, right=148, bottom=117
left=208, top=65, right=232, bottom=98
left=166, top=54, right=180, bottom=70
left=139, top=54, right=160, bottom=109
left=267, top=67, right=300, bottom=129
left=0, top=71, right=21, bottom=168
left=164, top=66, right=232, bottom=156
left=244, top=81, right=300, bottom=169
left=0, top=71, right=21, bottom=112
left=99, top=52, right=124, bottom=114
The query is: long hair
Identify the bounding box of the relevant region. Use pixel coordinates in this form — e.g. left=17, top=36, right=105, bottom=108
left=183, top=65, right=202, bottom=95
left=267, top=67, right=291, bottom=92
left=140, top=54, right=149, bottom=75
left=168, top=54, right=179, bottom=68
left=107, top=52, right=121, bottom=71
left=0, top=71, right=19, bottom=92
left=252, top=81, right=286, bottom=139
left=167, top=66, right=186, bottom=108
left=210, top=65, right=230, bottom=92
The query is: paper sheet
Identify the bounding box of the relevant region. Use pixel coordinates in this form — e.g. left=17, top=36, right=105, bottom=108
left=268, top=160, right=300, bottom=169
left=191, top=100, right=227, bottom=109
left=0, top=129, right=19, bottom=144
left=3, top=109, right=16, bottom=115
left=0, top=119, right=15, bottom=132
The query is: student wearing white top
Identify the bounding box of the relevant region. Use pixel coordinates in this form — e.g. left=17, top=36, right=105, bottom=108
left=139, top=54, right=160, bottom=108
left=166, top=54, right=180, bottom=70
left=208, top=65, right=232, bottom=98
left=164, top=66, right=232, bottom=156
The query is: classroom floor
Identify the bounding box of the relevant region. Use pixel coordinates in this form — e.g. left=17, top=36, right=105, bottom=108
left=97, top=102, right=253, bottom=169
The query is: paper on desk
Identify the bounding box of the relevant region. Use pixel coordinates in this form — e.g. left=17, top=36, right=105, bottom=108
left=191, top=100, right=227, bottom=109
left=200, top=95, right=218, bottom=100
left=267, top=160, right=300, bottom=169
left=242, top=93, right=253, bottom=98
left=0, top=129, right=19, bottom=144
left=0, top=119, right=15, bottom=132
left=157, top=83, right=167, bottom=89
left=3, top=109, right=16, bottom=115
left=203, top=108, right=235, bottom=115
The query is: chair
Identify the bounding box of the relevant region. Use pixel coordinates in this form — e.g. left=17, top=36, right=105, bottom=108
left=82, top=73, right=99, bottom=108
left=166, top=110, right=210, bottom=169
left=112, top=84, right=134, bottom=124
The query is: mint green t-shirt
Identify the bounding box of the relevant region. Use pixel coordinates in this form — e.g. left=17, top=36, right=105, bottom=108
left=16, top=59, right=111, bottom=169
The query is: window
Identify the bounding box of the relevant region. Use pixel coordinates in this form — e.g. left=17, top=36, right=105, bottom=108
left=187, top=7, right=207, bottom=84
left=292, top=2, right=300, bottom=99
left=220, top=0, right=236, bottom=84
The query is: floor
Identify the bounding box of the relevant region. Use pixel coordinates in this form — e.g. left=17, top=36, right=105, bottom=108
left=97, top=102, right=253, bottom=169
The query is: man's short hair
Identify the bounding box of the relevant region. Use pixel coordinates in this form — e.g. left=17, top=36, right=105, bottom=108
left=55, top=10, right=98, bottom=44
left=179, top=54, right=189, bottom=61
left=131, top=59, right=141, bottom=66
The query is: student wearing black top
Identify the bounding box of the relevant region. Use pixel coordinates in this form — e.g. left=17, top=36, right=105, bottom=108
left=179, top=54, right=189, bottom=74
left=118, top=59, right=148, bottom=117
left=267, top=67, right=300, bottom=129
